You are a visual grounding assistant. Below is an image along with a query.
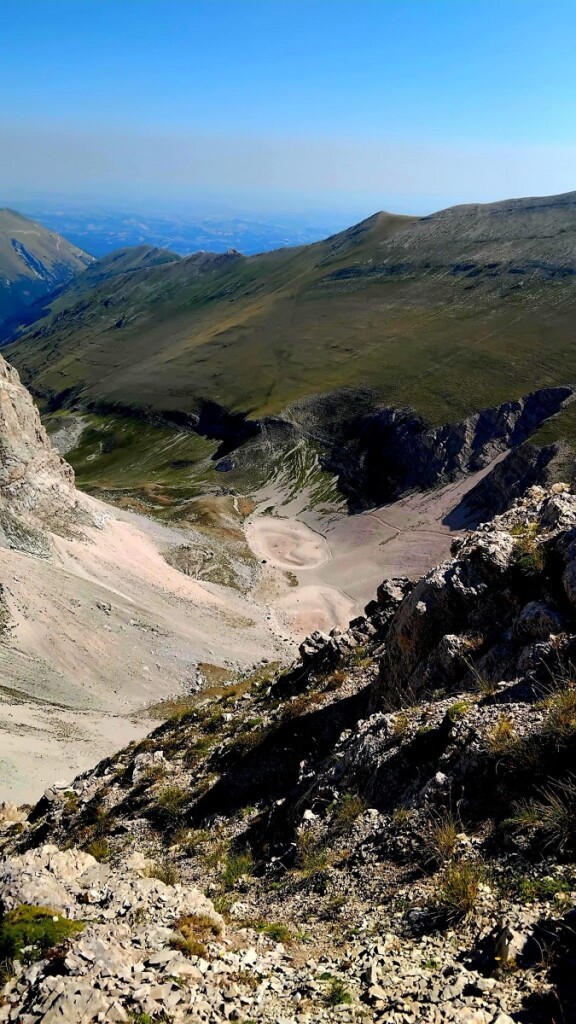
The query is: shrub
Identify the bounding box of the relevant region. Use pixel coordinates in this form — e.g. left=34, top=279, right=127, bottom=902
left=510, top=522, right=545, bottom=577
left=505, top=799, right=543, bottom=831
left=392, top=807, right=412, bottom=826
left=446, top=701, right=470, bottom=724
left=324, top=977, right=353, bottom=1005
left=295, top=832, right=329, bottom=874
left=333, top=793, right=367, bottom=832
left=181, top=829, right=211, bottom=856
left=183, top=736, right=215, bottom=767
left=543, top=687, right=576, bottom=742
left=229, top=728, right=266, bottom=756
left=144, top=859, right=179, bottom=885
left=426, top=811, right=460, bottom=865
left=487, top=715, right=518, bottom=757
left=282, top=691, right=324, bottom=720
left=152, top=786, right=189, bottom=832
left=0, top=906, right=84, bottom=979
left=510, top=874, right=572, bottom=904
left=323, top=669, right=347, bottom=691
left=254, top=920, right=292, bottom=944
left=84, top=838, right=111, bottom=862
left=531, top=778, right=576, bottom=853
left=170, top=912, right=221, bottom=958
left=436, top=859, right=486, bottom=920
left=348, top=644, right=371, bottom=669
left=221, top=849, right=254, bottom=890
left=392, top=712, right=410, bottom=737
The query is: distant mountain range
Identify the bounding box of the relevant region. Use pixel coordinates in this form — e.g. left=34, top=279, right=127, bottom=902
left=0, top=209, right=93, bottom=326
left=9, top=205, right=343, bottom=257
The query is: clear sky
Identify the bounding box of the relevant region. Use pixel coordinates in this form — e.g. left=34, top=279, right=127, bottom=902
left=2, top=0, right=576, bottom=217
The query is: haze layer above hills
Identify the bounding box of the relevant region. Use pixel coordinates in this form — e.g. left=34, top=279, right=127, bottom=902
left=0, top=209, right=93, bottom=327
left=13, top=204, right=345, bottom=257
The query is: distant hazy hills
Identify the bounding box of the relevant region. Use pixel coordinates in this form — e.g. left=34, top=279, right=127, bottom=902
left=0, top=209, right=93, bottom=327
left=12, top=205, right=348, bottom=257
left=5, top=192, right=576, bottom=451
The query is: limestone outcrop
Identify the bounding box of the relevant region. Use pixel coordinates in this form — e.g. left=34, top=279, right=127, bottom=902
left=0, top=355, right=93, bottom=548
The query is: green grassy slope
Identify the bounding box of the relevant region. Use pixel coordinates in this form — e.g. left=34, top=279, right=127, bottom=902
left=6, top=192, right=576, bottom=441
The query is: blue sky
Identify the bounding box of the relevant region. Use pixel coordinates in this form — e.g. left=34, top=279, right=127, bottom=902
left=1, top=0, right=576, bottom=217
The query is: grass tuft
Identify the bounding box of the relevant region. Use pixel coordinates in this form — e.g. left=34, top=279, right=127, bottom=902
left=170, top=912, right=221, bottom=958
left=436, top=859, right=486, bottom=920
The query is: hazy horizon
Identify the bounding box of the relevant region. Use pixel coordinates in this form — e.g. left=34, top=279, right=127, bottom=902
left=3, top=0, right=576, bottom=224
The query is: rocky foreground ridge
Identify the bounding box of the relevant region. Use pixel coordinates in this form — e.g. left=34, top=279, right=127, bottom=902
left=3, top=484, right=576, bottom=1021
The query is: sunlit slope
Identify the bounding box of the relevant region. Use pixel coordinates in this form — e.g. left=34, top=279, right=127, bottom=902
left=0, top=209, right=93, bottom=324
left=7, top=194, right=576, bottom=429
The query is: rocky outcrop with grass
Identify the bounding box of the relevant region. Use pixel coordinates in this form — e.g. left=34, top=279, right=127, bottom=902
left=5, top=484, right=576, bottom=1021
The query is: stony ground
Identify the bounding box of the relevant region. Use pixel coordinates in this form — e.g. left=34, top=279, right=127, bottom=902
left=4, top=483, right=576, bottom=1022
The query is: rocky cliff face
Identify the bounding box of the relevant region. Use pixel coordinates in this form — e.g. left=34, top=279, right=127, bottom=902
left=0, top=355, right=92, bottom=548
left=216, top=385, right=572, bottom=516
left=321, top=386, right=572, bottom=510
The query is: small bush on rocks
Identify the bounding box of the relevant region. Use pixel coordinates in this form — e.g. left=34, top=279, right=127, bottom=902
left=84, top=838, right=111, bottom=862
left=426, top=811, right=461, bottom=865
left=282, top=691, right=324, bottom=720
left=181, top=828, right=211, bottom=856
left=530, top=777, right=576, bottom=853
left=323, top=668, right=347, bottom=691
left=509, top=873, right=572, bottom=904
left=144, top=859, right=179, bottom=885
left=170, top=912, right=221, bottom=958
left=487, top=715, right=518, bottom=757
left=295, top=831, right=330, bottom=874
left=183, top=735, right=215, bottom=767
left=152, top=785, right=189, bottom=833
left=446, top=700, right=470, bottom=724
left=323, top=976, right=353, bottom=1005
left=436, top=859, right=486, bottom=920
left=0, top=906, right=84, bottom=980
left=333, top=792, right=367, bottom=832
left=392, top=712, right=410, bottom=737
left=221, top=849, right=254, bottom=890
left=254, top=920, right=292, bottom=944
left=543, top=686, right=576, bottom=741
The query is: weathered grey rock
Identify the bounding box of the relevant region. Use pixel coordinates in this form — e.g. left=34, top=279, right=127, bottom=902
left=0, top=356, right=94, bottom=536
left=512, top=600, right=563, bottom=639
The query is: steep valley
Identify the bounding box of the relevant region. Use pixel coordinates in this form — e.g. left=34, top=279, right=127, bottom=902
left=3, top=192, right=576, bottom=1024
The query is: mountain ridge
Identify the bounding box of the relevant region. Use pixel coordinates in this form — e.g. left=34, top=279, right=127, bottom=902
left=0, top=208, right=93, bottom=327
left=5, top=191, right=576, bottom=432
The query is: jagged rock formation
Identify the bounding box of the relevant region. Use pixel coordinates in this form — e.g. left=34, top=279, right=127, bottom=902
left=0, top=355, right=93, bottom=544
left=214, top=385, right=572, bottom=515
left=320, top=386, right=572, bottom=510
left=5, top=484, right=576, bottom=1021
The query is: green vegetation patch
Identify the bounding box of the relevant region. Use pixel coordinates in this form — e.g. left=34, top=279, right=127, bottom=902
left=62, top=413, right=220, bottom=514
left=0, top=905, right=84, bottom=977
